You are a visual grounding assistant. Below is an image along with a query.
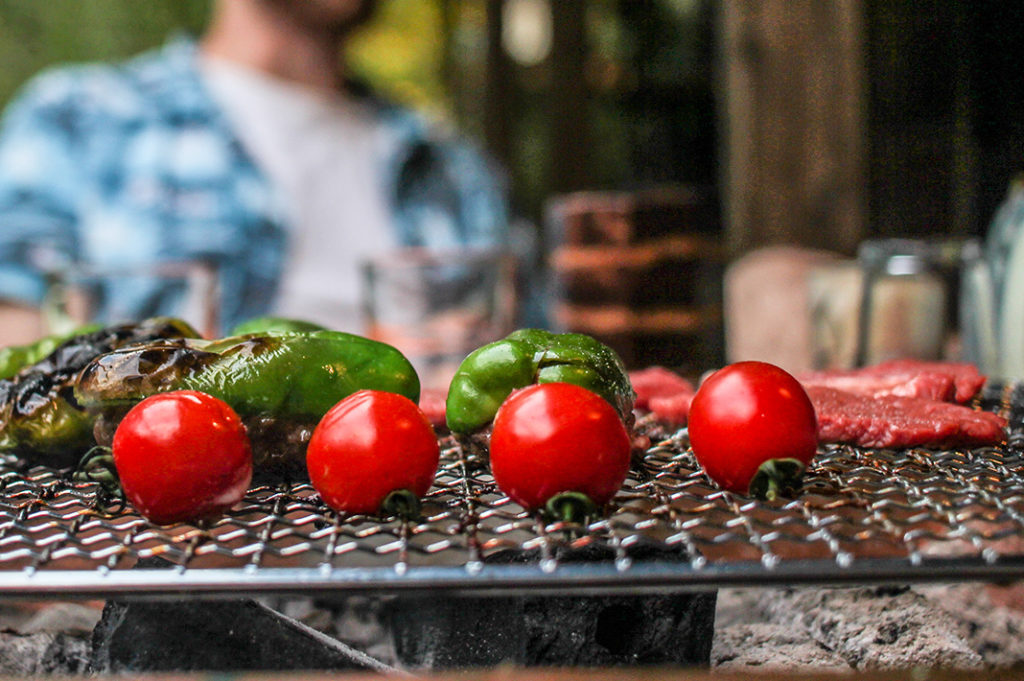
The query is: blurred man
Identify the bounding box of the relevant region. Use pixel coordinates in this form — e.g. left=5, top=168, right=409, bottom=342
left=0, top=0, right=508, bottom=342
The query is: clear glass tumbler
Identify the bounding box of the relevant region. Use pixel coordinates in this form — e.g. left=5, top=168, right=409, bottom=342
left=361, top=248, right=517, bottom=390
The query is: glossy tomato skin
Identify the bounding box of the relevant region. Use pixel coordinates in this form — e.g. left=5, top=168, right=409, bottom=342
left=112, top=390, right=253, bottom=525
left=688, top=361, right=817, bottom=495
left=307, top=390, right=440, bottom=516
left=489, top=382, right=632, bottom=511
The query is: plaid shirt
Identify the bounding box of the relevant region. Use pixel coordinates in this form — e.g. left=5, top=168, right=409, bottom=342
left=0, top=36, right=508, bottom=333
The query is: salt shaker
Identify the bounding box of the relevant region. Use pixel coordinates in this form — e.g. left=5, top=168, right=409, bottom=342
left=855, top=239, right=950, bottom=366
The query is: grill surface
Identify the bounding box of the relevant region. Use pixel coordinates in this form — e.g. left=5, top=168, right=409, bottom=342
left=0, top=382, right=1022, bottom=598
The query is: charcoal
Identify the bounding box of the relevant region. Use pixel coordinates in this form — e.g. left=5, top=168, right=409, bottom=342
left=89, top=598, right=395, bottom=673
left=388, top=541, right=716, bottom=669
left=389, top=591, right=716, bottom=669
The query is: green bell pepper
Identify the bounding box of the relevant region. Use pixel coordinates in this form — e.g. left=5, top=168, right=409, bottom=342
left=227, top=316, right=329, bottom=336
left=76, top=330, right=419, bottom=418
left=0, top=323, right=103, bottom=380
left=445, top=328, right=635, bottom=434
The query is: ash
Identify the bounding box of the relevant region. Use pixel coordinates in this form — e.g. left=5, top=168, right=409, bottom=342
left=713, top=584, right=1024, bottom=672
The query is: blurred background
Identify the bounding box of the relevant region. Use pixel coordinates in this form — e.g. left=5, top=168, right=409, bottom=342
left=2, top=0, right=1022, bottom=374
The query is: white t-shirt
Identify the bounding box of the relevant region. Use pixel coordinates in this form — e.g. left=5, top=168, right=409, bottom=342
left=198, top=56, right=396, bottom=332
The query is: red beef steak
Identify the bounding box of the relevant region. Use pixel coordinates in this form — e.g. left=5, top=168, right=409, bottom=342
left=418, top=388, right=448, bottom=430
left=807, top=386, right=1006, bottom=449
left=798, top=360, right=987, bottom=404
left=629, top=366, right=695, bottom=426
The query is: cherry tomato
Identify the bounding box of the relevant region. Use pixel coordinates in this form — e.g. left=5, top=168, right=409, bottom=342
left=112, top=390, right=253, bottom=525
left=687, top=361, right=817, bottom=498
left=307, top=390, right=440, bottom=517
left=489, top=382, right=631, bottom=518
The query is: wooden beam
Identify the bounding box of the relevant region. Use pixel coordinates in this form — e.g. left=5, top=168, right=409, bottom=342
left=549, top=0, right=589, bottom=193
left=483, top=0, right=513, bottom=171
left=718, top=0, right=867, bottom=257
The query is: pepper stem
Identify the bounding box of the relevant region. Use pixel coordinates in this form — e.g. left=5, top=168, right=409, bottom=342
left=544, top=491, right=599, bottom=524
left=747, top=458, right=806, bottom=501
left=73, top=446, right=122, bottom=498
left=72, top=445, right=125, bottom=514
left=381, top=489, right=421, bottom=520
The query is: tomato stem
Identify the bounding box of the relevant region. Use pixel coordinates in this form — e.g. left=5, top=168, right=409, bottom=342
left=544, top=491, right=599, bottom=524
left=747, top=458, right=806, bottom=501
left=380, top=489, right=421, bottom=520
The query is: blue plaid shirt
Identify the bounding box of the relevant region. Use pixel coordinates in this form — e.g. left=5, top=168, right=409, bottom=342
left=0, top=36, right=508, bottom=333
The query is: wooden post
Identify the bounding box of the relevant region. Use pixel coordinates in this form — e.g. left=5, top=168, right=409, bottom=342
left=548, top=0, right=589, bottom=193
left=483, top=0, right=513, bottom=172
left=718, top=0, right=867, bottom=257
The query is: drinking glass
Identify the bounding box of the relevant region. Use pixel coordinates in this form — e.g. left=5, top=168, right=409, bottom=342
left=43, top=260, right=220, bottom=338
left=807, top=259, right=862, bottom=370
left=855, top=238, right=962, bottom=366
left=362, top=248, right=517, bottom=390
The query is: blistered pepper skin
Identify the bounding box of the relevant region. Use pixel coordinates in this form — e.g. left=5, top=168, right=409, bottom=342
left=0, top=391, right=94, bottom=463
left=0, top=317, right=202, bottom=467
left=445, top=329, right=635, bottom=434
left=75, top=330, right=421, bottom=482
left=77, top=331, right=420, bottom=417
left=0, top=331, right=84, bottom=381
left=182, top=331, right=420, bottom=417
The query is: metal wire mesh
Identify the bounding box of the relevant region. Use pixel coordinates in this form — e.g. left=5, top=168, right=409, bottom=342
left=0, top=381, right=1022, bottom=595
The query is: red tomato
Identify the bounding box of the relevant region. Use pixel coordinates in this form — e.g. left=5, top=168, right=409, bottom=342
left=688, top=361, right=817, bottom=498
left=112, top=390, right=253, bottom=525
left=307, top=390, right=440, bottom=516
left=489, top=382, right=632, bottom=515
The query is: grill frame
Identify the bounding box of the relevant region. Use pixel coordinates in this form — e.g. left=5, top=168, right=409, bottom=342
left=0, top=381, right=1022, bottom=599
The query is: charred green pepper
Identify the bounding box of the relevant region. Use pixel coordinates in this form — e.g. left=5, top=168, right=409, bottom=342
left=445, top=328, right=635, bottom=434
left=0, top=323, right=102, bottom=380
left=75, top=330, right=420, bottom=482
left=0, top=317, right=202, bottom=466
left=77, top=330, right=419, bottom=416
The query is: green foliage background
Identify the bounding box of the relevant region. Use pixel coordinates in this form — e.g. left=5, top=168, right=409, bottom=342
left=0, top=0, right=450, bottom=114
left=0, top=1, right=211, bottom=104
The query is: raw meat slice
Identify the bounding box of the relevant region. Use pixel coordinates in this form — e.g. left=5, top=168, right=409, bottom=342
left=866, top=360, right=988, bottom=403
left=647, top=393, right=694, bottom=427
left=799, top=370, right=956, bottom=402
left=799, top=360, right=987, bottom=404
left=629, top=366, right=695, bottom=410
left=807, top=386, right=1006, bottom=449
left=629, top=366, right=695, bottom=425
left=418, top=388, right=448, bottom=430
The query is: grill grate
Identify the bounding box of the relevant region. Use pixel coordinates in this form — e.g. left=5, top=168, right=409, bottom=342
left=0, top=382, right=1022, bottom=596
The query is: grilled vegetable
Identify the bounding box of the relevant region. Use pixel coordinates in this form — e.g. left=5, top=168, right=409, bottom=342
left=113, top=390, right=253, bottom=525
left=228, top=316, right=328, bottom=336
left=445, top=329, right=635, bottom=435
left=0, top=317, right=202, bottom=466
left=307, top=390, right=439, bottom=517
left=688, top=361, right=817, bottom=499
left=490, top=382, right=631, bottom=520
left=76, top=330, right=421, bottom=482
left=0, top=324, right=102, bottom=380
